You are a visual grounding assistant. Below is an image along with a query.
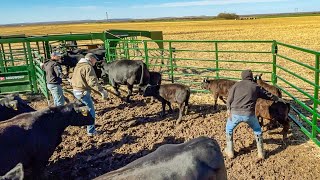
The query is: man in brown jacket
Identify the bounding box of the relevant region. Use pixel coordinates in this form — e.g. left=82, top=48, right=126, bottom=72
left=71, top=53, right=108, bottom=136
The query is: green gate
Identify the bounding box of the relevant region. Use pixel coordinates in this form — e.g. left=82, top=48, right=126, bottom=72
left=0, top=30, right=164, bottom=98
left=0, top=36, right=39, bottom=95
left=0, top=32, right=318, bottom=146
left=105, top=38, right=320, bottom=147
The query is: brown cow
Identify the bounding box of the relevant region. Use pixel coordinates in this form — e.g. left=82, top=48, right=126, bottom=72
left=254, top=74, right=282, bottom=97
left=255, top=98, right=290, bottom=139
left=201, top=78, right=237, bottom=110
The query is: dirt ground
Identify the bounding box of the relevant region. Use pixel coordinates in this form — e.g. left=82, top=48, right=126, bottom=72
left=28, top=87, right=320, bottom=180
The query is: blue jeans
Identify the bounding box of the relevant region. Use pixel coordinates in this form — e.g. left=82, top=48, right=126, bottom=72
left=226, top=114, right=262, bottom=136
left=47, top=84, right=65, bottom=106
left=73, top=90, right=96, bottom=134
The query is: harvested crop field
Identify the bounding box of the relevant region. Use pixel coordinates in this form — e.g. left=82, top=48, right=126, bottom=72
left=2, top=16, right=320, bottom=179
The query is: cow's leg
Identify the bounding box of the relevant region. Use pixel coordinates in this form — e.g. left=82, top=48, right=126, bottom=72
left=281, top=120, right=290, bottom=140
left=126, top=84, right=134, bottom=103
left=114, top=84, right=121, bottom=97
left=138, top=86, right=143, bottom=95
left=219, top=96, right=227, bottom=104
left=167, top=101, right=173, bottom=114
left=177, top=103, right=185, bottom=124
left=109, top=79, right=120, bottom=96
left=213, top=93, right=219, bottom=110
left=160, top=100, right=167, bottom=117
left=184, top=98, right=189, bottom=115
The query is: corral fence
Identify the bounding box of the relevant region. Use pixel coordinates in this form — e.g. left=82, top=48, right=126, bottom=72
left=0, top=32, right=318, bottom=146
left=106, top=38, right=320, bottom=146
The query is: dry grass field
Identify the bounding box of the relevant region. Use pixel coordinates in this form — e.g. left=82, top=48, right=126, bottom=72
left=1, top=16, right=320, bottom=49
left=1, top=16, right=320, bottom=179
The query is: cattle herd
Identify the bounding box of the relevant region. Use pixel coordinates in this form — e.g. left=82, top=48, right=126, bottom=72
left=0, top=46, right=291, bottom=179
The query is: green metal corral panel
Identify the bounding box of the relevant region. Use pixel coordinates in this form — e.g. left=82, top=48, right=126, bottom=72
left=107, top=29, right=164, bottom=49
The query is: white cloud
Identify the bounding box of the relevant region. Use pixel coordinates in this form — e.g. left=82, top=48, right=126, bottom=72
left=132, top=0, right=287, bottom=8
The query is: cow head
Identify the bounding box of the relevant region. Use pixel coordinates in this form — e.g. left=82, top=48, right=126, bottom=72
left=99, top=61, right=111, bottom=83
left=0, top=94, right=34, bottom=112
left=7, top=100, right=18, bottom=111
left=69, top=101, right=94, bottom=126
left=253, top=73, right=263, bottom=82
left=201, top=78, right=211, bottom=89
left=143, top=84, right=160, bottom=97
left=0, top=163, right=24, bottom=180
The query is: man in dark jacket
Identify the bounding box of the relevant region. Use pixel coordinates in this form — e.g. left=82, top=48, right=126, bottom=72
left=225, top=69, right=281, bottom=160
left=41, top=51, right=65, bottom=106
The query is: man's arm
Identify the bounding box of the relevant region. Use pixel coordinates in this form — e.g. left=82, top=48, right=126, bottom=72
left=226, top=84, right=236, bottom=111
left=85, top=66, right=104, bottom=93
left=54, top=65, right=64, bottom=80
left=257, top=86, right=279, bottom=101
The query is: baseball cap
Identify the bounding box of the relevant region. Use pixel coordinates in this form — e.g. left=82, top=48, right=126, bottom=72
left=51, top=51, right=62, bottom=57
left=85, top=53, right=99, bottom=61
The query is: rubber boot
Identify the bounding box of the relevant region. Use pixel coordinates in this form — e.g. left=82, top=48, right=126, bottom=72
left=225, top=133, right=234, bottom=158
left=255, top=134, right=265, bottom=160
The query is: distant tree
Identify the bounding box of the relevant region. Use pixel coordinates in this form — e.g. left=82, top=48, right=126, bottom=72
left=217, top=13, right=240, bottom=20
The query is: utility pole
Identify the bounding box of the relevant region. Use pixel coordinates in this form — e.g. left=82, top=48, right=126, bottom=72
left=106, top=11, right=109, bottom=22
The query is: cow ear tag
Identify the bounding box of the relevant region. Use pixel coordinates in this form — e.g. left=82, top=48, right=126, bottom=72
left=10, top=103, right=18, bottom=110
left=81, top=108, right=88, bottom=116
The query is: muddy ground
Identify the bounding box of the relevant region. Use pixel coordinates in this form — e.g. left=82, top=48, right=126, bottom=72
left=28, top=88, right=320, bottom=180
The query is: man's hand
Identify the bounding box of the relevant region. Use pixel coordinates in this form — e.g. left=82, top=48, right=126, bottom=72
left=100, top=89, right=108, bottom=100
left=271, top=95, right=279, bottom=102
left=276, top=97, right=286, bottom=104
left=39, top=62, right=44, bottom=68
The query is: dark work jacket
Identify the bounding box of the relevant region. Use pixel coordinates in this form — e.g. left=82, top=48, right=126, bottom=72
left=226, top=79, right=275, bottom=116
left=42, top=60, right=63, bottom=84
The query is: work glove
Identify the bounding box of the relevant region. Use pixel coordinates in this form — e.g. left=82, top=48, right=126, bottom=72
left=271, top=95, right=280, bottom=102
left=275, top=97, right=286, bottom=104
left=100, top=89, right=108, bottom=100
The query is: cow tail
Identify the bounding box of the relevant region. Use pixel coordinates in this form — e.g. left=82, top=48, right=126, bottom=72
left=139, top=61, right=145, bottom=86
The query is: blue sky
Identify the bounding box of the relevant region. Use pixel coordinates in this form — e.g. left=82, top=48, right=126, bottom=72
left=0, top=0, right=319, bottom=24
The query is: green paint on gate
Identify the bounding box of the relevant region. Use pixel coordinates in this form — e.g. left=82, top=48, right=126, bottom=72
left=0, top=31, right=319, bottom=147
left=106, top=38, right=320, bottom=147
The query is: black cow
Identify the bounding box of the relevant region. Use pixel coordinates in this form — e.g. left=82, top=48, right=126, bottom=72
left=0, top=101, right=94, bottom=178
left=101, top=59, right=150, bottom=102
left=0, top=94, right=35, bottom=122
left=60, top=53, right=103, bottom=79
left=87, top=47, right=106, bottom=61
left=67, top=48, right=87, bottom=55
left=149, top=71, right=162, bottom=86
left=0, top=163, right=23, bottom=180
left=94, top=136, right=227, bottom=180
left=66, top=47, right=105, bottom=61
left=138, top=71, right=162, bottom=94
left=60, top=53, right=84, bottom=78
left=143, top=83, right=190, bottom=123
left=256, top=98, right=291, bottom=140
